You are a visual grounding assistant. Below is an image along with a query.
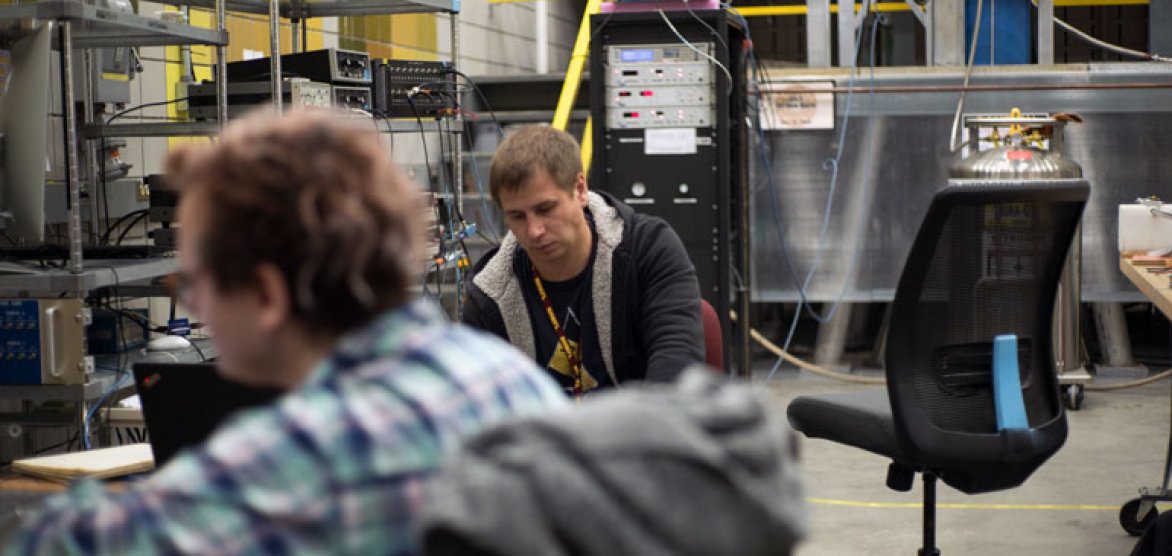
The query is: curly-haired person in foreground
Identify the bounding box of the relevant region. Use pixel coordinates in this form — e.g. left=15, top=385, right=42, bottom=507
left=7, top=110, right=567, bottom=555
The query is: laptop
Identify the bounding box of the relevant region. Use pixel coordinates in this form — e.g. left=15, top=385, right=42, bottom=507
left=132, top=363, right=282, bottom=466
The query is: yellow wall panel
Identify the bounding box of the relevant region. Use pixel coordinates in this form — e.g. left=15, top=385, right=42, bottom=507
left=340, top=14, right=438, bottom=61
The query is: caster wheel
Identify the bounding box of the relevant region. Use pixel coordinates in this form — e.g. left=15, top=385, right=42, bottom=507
left=1120, top=498, right=1158, bottom=536
left=1063, top=384, right=1084, bottom=411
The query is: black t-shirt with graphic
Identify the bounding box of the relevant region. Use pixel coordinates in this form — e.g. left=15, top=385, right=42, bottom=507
left=515, top=221, right=607, bottom=395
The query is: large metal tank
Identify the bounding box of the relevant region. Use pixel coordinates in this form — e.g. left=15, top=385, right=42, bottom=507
left=949, top=140, right=1083, bottom=180
left=948, top=110, right=1090, bottom=407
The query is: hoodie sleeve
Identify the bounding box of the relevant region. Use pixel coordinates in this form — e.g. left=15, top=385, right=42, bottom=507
left=633, top=217, right=705, bottom=382
left=461, top=256, right=513, bottom=344
left=463, top=291, right=510, bottom=344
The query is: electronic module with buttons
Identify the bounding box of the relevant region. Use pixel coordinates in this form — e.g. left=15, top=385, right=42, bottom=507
left=187, top=79, right=333, bottom=120
left=0, top=299, right=91, bottom=385
left=603, top=43, right=715, bottom=130
left=371, top=59, right=455, bottom=118
left=332, top=85, right=373, bottom=112
left=227, top=48, right=371, bottom=85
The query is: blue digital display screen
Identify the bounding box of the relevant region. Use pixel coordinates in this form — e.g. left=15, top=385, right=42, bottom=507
left=620, top=49, right=655, bottom=62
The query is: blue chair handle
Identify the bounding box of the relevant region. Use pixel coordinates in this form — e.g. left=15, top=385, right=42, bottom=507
left=993, top=334, right=1029, bottom=431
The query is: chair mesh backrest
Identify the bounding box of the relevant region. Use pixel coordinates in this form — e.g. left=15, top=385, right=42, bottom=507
left=886, top=181, right=1088, bottom=475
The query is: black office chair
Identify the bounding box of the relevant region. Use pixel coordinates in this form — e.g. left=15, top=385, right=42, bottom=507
left=787, top=181, right=1089, bottom=555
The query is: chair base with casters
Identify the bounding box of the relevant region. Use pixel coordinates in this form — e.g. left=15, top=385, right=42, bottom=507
left=788, top=387, right=1054, bottom=555
left=787, top=182, right=1089, bottom=554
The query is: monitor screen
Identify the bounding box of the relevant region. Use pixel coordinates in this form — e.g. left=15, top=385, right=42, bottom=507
left=620, top=48, right=655, bottom=63
left=0, top=24, right=50, bottom=246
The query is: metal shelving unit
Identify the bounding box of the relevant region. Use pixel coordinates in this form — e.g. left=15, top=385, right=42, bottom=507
left=163, top=0, right=466, bottom=314
left=148, top=0, right=455, bottom=18
left=0, top=0, right=229, bottom=279
left=0, top=259, right=177, bottom=298
left=83, top=121, right=220, bottom=138
left=0, top=0, right=227, bottom=47
left=0, top=3, right=462, bottom=441
left=86, top=117, right=456, bottom=139
left=130, top=0, right=464, bottom=208
left=0, top=0, right=229, bottom=455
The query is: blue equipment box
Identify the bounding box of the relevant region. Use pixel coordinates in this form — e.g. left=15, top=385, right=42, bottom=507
left=88, top=308, right=149, bottom=354
left=0, top=299, right=42, bottom=384
left=0, top=298, right=88, bottom=385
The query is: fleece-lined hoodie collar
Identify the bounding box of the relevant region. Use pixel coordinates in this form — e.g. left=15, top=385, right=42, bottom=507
left=472, top=191, right=625, bottom=387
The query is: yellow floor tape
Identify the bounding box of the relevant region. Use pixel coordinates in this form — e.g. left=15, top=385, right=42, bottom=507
left=809, top=497, right=1116, bottom=511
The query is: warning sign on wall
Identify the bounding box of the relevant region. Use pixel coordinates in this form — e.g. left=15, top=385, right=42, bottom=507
left=759, top=81, right=835, bottom=131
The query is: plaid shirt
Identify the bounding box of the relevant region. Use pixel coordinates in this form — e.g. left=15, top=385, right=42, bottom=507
left=8, top=300, right=568, bottom=555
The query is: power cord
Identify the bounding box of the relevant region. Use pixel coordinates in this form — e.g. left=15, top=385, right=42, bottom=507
left=724, top=5, right=897, bottom=384
left=83, top=372, right=131, bottom=450
left=725, top=5, right=811, bottom=379
left=105, top=97, right=190, bottom=125
left=683, top=0, right=728, bottom=53
left=1031, top=0, right=1172, bottom=63
left=748, top=311, right=1172, bottom=391
left=113, top=211, right=148, bottom=245
left=83, top=263, right=128, bottom=450
left=444, top=69, right=505, bottom=139
left=99, top=208, right=146, bottom=246
left=948, top=0, right=985, bottom=153
left=408, top=94, right=472, bottom=312
left=730, top=308, right=882, bottom=384
left=179, top=335, right=208, bottom=361
left=1085, top=369, right=1172, bottom=391
left=739, top=298, right=1172, bottom=391
left=461, top=121, right=501, bottom=245
left=408, top=96, right=439, bottom=194
left=728, top=4, right=882, bottom=382
left=658, top=9, right=734, bottom=95
left=728, top=3, right=843, bottom=322
left=740, top=313, right=885, bottom=385
left=433, top=69, right=503, bottom=243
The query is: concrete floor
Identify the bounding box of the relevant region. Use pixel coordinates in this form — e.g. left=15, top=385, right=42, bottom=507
left=760, top=367, right=1167, bottom=556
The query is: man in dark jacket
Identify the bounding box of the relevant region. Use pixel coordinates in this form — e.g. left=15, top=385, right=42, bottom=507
left=463, top=125, right=703, bottom=396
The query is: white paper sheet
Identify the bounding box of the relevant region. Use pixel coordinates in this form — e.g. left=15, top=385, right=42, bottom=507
left=644, top=128, right=697, bottom=155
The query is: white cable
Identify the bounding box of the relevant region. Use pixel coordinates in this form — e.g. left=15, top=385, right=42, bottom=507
left=730, top=311, right=886, bottom=385
left=1050, top=10, right=1172, bottom=62
left=658, top=9, right=734, bottom=94
left=853, top=0, right=873, bottom=33
left=1085, top=369, right=1172, bottom=391
left=990, top=0, right=996, bottom=65
left=948, top=0, right=984, bottom=153
left=683, top=0, right=728, bottom=52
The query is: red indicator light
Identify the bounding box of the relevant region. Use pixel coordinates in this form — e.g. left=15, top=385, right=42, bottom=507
left=640, top=90, right=653, bottom=97
left=624, top=112, right=640, bottom=118
left=619, top=91, right=632, bottom=97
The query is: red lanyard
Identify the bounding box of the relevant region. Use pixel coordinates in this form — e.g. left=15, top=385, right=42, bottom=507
left=531, top=264, right=584, bottom=398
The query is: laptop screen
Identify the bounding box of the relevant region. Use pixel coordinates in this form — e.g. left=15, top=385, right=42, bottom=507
left=132, top=363, right=282, bottom=466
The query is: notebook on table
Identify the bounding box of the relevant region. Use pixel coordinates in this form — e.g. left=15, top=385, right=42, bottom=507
left=132, top=362, right=282, bottom=466
left=11, top=444, right=155, bottom=482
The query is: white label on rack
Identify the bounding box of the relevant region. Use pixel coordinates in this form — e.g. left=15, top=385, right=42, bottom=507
left=644, top=128, right=697, bottom=155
